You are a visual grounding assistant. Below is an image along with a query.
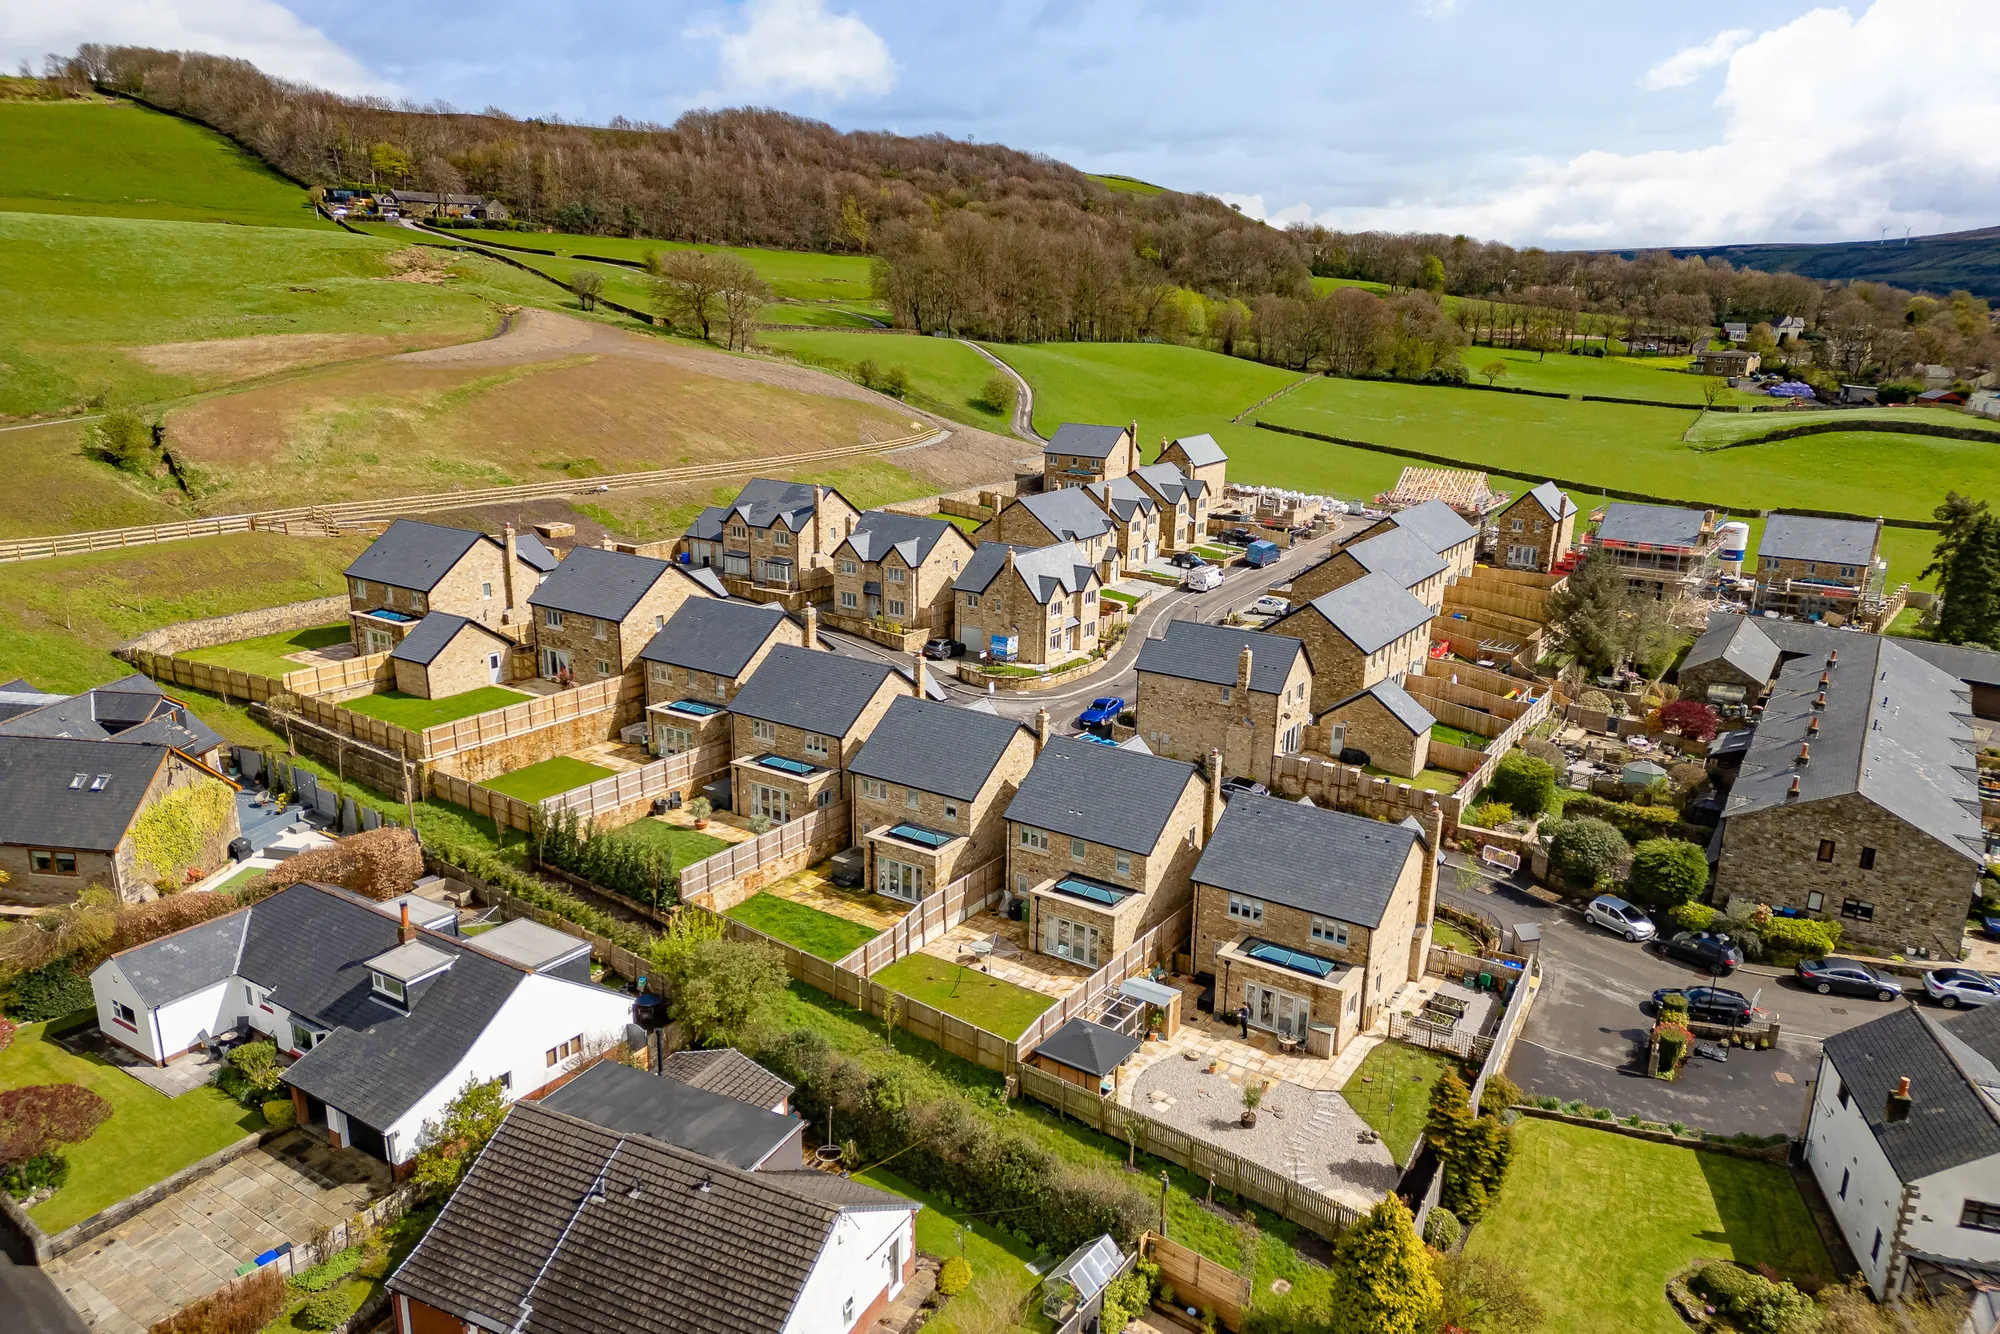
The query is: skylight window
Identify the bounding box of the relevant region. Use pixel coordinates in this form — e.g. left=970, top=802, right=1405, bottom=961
left=90, top=775, right=111, bottom=792
left=69, top=773, right=87, bottom=790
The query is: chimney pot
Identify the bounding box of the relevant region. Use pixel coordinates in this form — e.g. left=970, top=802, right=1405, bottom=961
left=1819, top=671, right=1830, bottom=688
left=1885, top=1076, right=1914, bottom=1123
left=1807, top=717, right=1820, bottom=735
left=399, top=901, right=414, bottom=944
left=1813, top=691, right=1827, bottom=710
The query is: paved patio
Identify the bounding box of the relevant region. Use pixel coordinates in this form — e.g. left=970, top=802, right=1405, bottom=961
left=567, top=739, right=650, bottom=773
left=761, top=862, right=908, bottom=931
left=54, top=1028, right=222, bottom=1099
left=919, top=912, right=1092, bottom=1000
left=45, top=1132, right=392, bottom=1334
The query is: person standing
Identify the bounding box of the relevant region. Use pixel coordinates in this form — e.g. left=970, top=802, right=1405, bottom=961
left=1235, top=1003, right=1250, bottom=1039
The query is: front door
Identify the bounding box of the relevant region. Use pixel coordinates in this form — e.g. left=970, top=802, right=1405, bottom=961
left=486, top=651, right=503, bottom=684
left=1243, top=981, right=1310, bottom=1041
left=541, top=646, right=571, bottom=679
left=877, top=857, right=923, bottom=903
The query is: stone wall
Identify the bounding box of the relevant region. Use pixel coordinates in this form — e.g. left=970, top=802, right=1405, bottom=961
left=1265, top=606, right=1426, bottom=714
left=851, top=729, right=1036, bottom=889
left=1316, top=692, right=1429, bottom=778
left=426, top=696, right=642, bottom=783
left=254, top=706, right=414, bottom=796
left=1135, top=652, right=1312, bottom=786
left=125, top=596, right=351, bottom=656
left=956, top=558, right=1102, bottom=668
left=1270, top=752, right=1465, bottom=837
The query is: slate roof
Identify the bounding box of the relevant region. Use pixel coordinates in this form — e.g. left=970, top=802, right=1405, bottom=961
left=1008, top=489, right=1115, bottom=544
left=1033, top=1018, right=1141, bottom=1078
left=541, top=1061, right=799, bottom=1171
left=955, top=542, right=1098, bottom=604
left=0, top=737, right=170, bottom=851
left=840, top=511, right=959, bottom=567
left=1681, top=616, right=1783, bottom=685
left=657, top=1048, right=795, bottom=1109
left=724, top=645, right=900, bottom=737
left=106, top=913, right=251, bottom=1008
left=1086, top=476, right=1157, bottom=523
left=1004, top=735, right=1199, bottom=855
left=1511, top=481, right=1576, bottom=521
left=638, top=599, right=789, bottom=679
left=513, top=532, right=560, bottom=572
left=1757, top=514, right=1880, bottom=566
left=1136, top=622, right=1306, bottom=697
left=1596, top=502, right=1710, bottom=548
left=1323, top=679, right=1435, bottom=736
left=528, top=546, right=696, bottom=621
left=722, top=477, right=822, bottom=532
left=386, top=1100, right=911, bottom=1334
left=1384, top=499, right=1477, bottom=554
left=1720, top=636, right=1980, bottom=862
left=1193, top=791, right=1421, bottom=928
left=1821, top=1006, right=2000, bottom=1182
left=1273, top=572, right=1434, bottom=655
left=1132, top=462, right=1204, bottom=506
left=344, top=519, right=489, bottom=592
left=388, top=612, right=508, bottom=666
left=1338, top=527, right=1449, bottom=589
left=1046, top=423, right=1129, bottom=460
left=685, top=506, right=728, bottom=542
left=847, top=696, right=1028, bottom=801
left=1165, top=433, right=1227, bottom=467
left=685, top=566, right=728, bottom=598
left=1700, top=610, right=2000, bottom=691
left=0, top=676, right=222, bottom=756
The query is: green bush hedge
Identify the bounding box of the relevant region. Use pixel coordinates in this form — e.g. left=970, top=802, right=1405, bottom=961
left=1486, top=753, right=1555, bottom=816
left=1668, top=902, right=1717, bottom=931
left=429, top=842, right=651, bottom=954
left=1625, top=838, right=1709, bottom=908
left=1556, top=793, right=1683, bottom=842
left=534, top=809, right=679, bottom=909
left=1758, top=916, right=1842, bottom=957
left=1689, top=1262, right=1815, bottom=1334
left=4, top=961, right=94, bottom=1022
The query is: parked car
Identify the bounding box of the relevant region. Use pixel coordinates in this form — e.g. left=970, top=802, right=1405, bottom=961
left=1982, top=912, right=2000, bottom=942
left=1795, top=957, right=1903, bottom=1001
left=1077, top=697, right=1124, bottom=728
left=1651, top=985, right=1762, bottom=1026
left=1219, top=777, right=1269, bottom=803
left=922, top=637, right=965, bottom=660
left=1218, top=527, right=1257, bottom=546
left=1168, top=551, right=1208, bottom=570
left=1654, top=930, right=1745, bottom=975
left=1243, top=539, right=1281, bottom=568
left=1247, top=595, right=1290, bottom=617
left=1923, top=967, right=2000, bottom=1008
left=1584, top=894, right=1657, bottom=943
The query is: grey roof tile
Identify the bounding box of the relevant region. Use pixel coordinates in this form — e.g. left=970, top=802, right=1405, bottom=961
left=1165, top=433, right=1227, bottom=467
left=541, top=1061, right=800, bottom=1170
left=1513, top=481, right=1576, bottom=520
left=1339, top=527, right=1448, bottom=589
left=955, top=542, right=1098, bottom=604
left=1032, top=1018, right=1140, bottom=1077
left=528, top=546, right=700, bottom=621
left=1274, top=572, right=1433, bottom=655
left=847, top=696, right=1029, bottom=801
left=685, top=506, right=729, bottom=542
left=1132, top=463, right=1195, bottom=505
left=725, top=644, right=900, bottom=737
left=723, top=478, right=822, bottom=532
left=513, top=532, right=560, bottom=572
left=638, top=599, right=790, bottom=678
left=1757, top=514, right=1880, bottom=566
left=1009, top=489, right=1115, bottom=544
left=840, top=511, right=957, bottom=566
left=1597, top=502, right=1709, bottom=548
left=1046, top=423, right=1129, bottom=459
left=1703, top=610, right=2000, bottom=690
left=1004, top=735, right=1200, bottom=855
left=657, top=1048, right=794, bottom=1109
left=98, top=913, right=249, bottom=1008
left=1822, top=1007, right=2000, bottom=1182
left=1323, top=679, right=1434, bottom=736
left=1682, top=616, right=1782, bottom=684
left=344, top=519, right=489, bottom=592
left=1135, top=622, right=1305, bottom=696
left=1385, top=499, right=1477, bottom=554
left=1193, top=791, right=1420, bottom=927
left=389, top=613, right=508, bottom=666
left=1085, top=476, right=1156, bottom=522
left=0, top=737, right=168, bottom=850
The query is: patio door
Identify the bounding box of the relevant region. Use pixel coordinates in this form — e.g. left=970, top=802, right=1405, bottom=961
left=364, top=628, right=393, bottom=655
left=1242, top=981, right=1310, bottom=1041
left=541, top=646, right=571, bottom=679
left=876, top=857, right=924, bottom=903
left=749, top=783, right=791, bottom=822
left=1043, top=914, right=1100, bottom=966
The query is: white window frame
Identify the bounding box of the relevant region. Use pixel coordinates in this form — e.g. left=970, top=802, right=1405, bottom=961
left=804, top=733, right=830, bottom=760
left=1019, top=826, right=1049, bottom=851
left=543, top=608, right=563, bottom=628
left=750, top=719, right=776, bottom=744
left=1311, top=917, right=1350, bottom=947
left=860, top=778, right=888, bottom=801
left=1114, top=854, right=1131, bottom=878
left=1227, top=894, right=1264, bottom=924
left=1070, top=836, right=1087, bottom=861
left=886, top=566, right=905, bottom=583
left=371, top=971, right=405, bottom=1002
left=887, top=599, right=906, bottom=617
left=840, top=591, right=858, bottom=609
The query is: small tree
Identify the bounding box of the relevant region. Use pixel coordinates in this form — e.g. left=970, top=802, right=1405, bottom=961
left=650, top=250, right=724, bottom=341
left=1327, top=1195, right=1441, bottom=1334
left=93, top=409, right=156, bottom=474
left=1659, top=699, right=1719, bottom=742
left=714, top=255, right=771, bottom=351
left=970, top=373, right=1015, bottom=416
left=668, top=937, right=788, bottom=1046
left=569, top=270, right=605, bottom=312
left=411, top=1074, right=508, bottom=1197
left=1436, top=1252, right=1545, bottom=1334
left=1547, top=548, right=1633, bottom=676
left=1486, top=752, right=1556, bottom=817
left=1548, top=817, right=1628, bottom=888
left=1478, top=360, right=1508, bottom=387
left=1627, top=838, right=1709, bottom=909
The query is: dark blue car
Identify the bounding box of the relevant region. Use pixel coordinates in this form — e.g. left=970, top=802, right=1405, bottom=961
left=1078, top=697, right=1124, bottom=727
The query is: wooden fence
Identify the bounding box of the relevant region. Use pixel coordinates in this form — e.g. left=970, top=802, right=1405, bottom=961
left=1015, top=1063, right=1361, bottom=1243
left=421, top=675, right=640, bottom=761
left=123, top=646, right=394, bottom=707
left=441, top=859, right=654, bottom=982
left=679, top=802, right=852, bottom=902
left=1140, top=1232, right=1250, bottom=1332
left=1388, top=1010, right=1494, bottom=1063
left=428, top=770, right=539, bottom=832
left=542, top=742, right=731, bottom=825
left=842, top=858, right=1004, bottom=975
left=1445, top=688, right=1554, bottom=807
left=283, top=652, right=395, bottom=697
left=1013, top=911, right=1189, bottom=1058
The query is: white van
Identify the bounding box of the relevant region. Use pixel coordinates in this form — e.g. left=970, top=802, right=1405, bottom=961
left=1183, top=565, right=1223, bottom=592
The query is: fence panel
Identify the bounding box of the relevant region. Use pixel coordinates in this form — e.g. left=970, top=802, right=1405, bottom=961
left=1013, top=910, right=1189, bottom=1060
left=679, top=802, right=851, bottom=901
left=846, top=858, right=1004, bottom=974
left=541, top=743, right=731, bottom=824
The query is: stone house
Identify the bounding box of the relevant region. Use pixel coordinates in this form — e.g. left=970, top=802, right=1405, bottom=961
left=1346, top=499, right=1480, bottom=580
left=1130, top=462, right=1211, bottom=553
left=679, top=477, right=862, bottom=593
left=1678, top=615, right=1784, bottom=707
left=1489, top=482, right=1577, bottom=573
left=0, top=674, right=224, bottom=770
left=637, top=599, right=804, bottom=757
left=846, top=697, right=1036, bottom=904
left=1192, top=793, right=1437, bottom=1054
left=1594, top=502, right=1719, bottom=601
left=1711, top=635, right=1980, bottom=959
left=0, top=733, right=239, bottom=905
left=830, top=512, right=975, bottom=634
left=1265, top=572, right=1435, bottom=715
left=1134, top=622, right=1312, bottom=785
left=387, top=613, right=518, bottom=699
left=1043, top=422, right=1137, bottom=488
left=723, top=644, right=912, bottom=822
left=975, top=488, right=1119, bottom=569
left=1697, top=347, right=1760, bottom=376
left=1084, top=476, right=1161, bottom=569
left=1157, top=434, right=1228, bottom=499
left=344, top=519, right=557, bottom=653
left=1752, top=514, right=1884, bottom=617
left=1287, top=525, right=1450, bottom=614
left=952, top=542, right=1105, bottom=665
left=1317, top=678, right=1436, bottom=778
left=1682, top=610, right=2000, bottom=722
left=527, top=546, right=716, bottom=685
left=1004, top=736, right=1212, bottom=968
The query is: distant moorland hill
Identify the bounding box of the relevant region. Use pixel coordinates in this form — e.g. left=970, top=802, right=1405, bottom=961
left=1659, top=227, right=2000, bottom=302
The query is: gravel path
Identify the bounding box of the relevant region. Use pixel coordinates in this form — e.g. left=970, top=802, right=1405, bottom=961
left=1131, top=1054, right=1400, bottom=1212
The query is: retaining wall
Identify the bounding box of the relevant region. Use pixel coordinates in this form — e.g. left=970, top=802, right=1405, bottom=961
left=124, top=596, right=352, bottom=656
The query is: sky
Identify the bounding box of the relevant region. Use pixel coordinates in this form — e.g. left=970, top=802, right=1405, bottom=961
left=8, top=0, right=1998, bottom=250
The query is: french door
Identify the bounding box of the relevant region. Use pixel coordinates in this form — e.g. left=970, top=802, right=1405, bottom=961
left=876, top=858, right=924, bottom=903
left=1243, top=981, right=1311, bottom=1041
left=1044, top=915, right=1101, bottom=966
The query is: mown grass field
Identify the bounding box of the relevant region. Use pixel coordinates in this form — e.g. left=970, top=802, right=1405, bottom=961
left=982, top=340, right=1302, bottom=449
left=1457, top=345, right=1765, bottom=405
left=0, top=100, right=320, bottom=229
left=726, top=893, right=882, bottom=961
left=1338, top=1041, right=1464, bottom=1164
left=431, top=227, right=877, bottom=301
left=869, top=953, right=1055, bottom=1040
left=345, top=686, right=530, bottom=730
left=479, top=754, right=614, bottom=802
left=178, top=623, right=350, bottom=677
left=760, top=329, right=1015, bottom=431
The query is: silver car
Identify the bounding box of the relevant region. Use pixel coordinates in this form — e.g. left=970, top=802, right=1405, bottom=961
left=1584, top=894, right=1657, bottom=943
left=1924, top=967, right=2000, bottom=1008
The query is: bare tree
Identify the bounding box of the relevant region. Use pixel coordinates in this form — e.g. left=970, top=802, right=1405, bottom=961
left=568, top=270, right=605, bottom=312
left=651, top=251, right=724, bottom=341
left=714, top=256, right=771, bottom=350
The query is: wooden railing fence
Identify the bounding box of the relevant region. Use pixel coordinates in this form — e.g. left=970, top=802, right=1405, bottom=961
left=1013, top=910, right=1189, bottom=1057
left=842, top=858, right=1004, bottom=974
left=542, top=742, right=732, bottom=823
left=679, top=802, right=851, bottom=900
left=121, top=647, right=395, bottom=707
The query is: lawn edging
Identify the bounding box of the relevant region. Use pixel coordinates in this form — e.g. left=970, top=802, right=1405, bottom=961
left=1512, top=1105, right=1791, bottom=1164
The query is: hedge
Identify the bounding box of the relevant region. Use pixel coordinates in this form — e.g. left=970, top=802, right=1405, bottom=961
left=428, top=842, right=653, bottom=955
left=1556, top=793, right=1682, bottom=842
left=1759, top=916, right=1842, bottom=957
left=4, top=960, right=95, bottom=1022
left=535, top=809, right=678, bottom=909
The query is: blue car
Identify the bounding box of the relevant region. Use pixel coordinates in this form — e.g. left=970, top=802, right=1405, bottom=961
left=1983, top=914, right=2000, bottom=942
left=1078, top=697, right=1125, bottom=727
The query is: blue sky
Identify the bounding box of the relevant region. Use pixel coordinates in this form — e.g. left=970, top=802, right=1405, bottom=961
left=9, top=0, right=1998, bottom=248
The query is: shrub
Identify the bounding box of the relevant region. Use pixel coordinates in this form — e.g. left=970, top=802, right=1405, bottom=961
left=1547, top=817, right=1628, bottom=888
left=1653, top=1021, right=1693, bottom=1075
left=936, top=1255, right=972, bottom=1298
left=250, top=827, right=423, bottom=904
left=854, top=358, right=881, bottom=389
left=150, top=1267, right=286, bottom=1334
left=292, top=1289, right=351, bottom=1331
left=970, top=373, right=1015, bottom=416
left=1099, top=1269, right=1151, bottom=1333
left=1760, top=916, right=1842, bottom=957
left=1690, top=1263, right=1815, bottom=1334
left=1519, top=737, right=1564, bottom=767
left=230, top=1041, right=284, bottom=1095
left=3, top=1150, right=69, bottom=1199
left=427, top=843, right=651, bottom=954
left=1478, top=1073, right=1520, bottom=1119
left=1556, top=792, right=1682, bottom=841
left=5, top=959, right=95, bottom=1021
left=0, top=1015, right=15, bottom=1053
left=0, top=1084, right=113, bottom=1164
left=262, top=1099, right=297, bottom=1131
left=879, top=365, right=910, bottom=398
left=1422, top=1206, right=1462, bottom=1251
left=1486, top=753, right=1556, bottom=816
left=289, top=1247, right=365, bottom=1294
left=1668, top=762, right=1708, bottom=792
left=1669, top=901, right=1718, bottom=931
left=1626, top=838, right=1709, bottom=908
left=93, top=409, right=157, bottom=474
left=1659, top=699, right=1720, bottom=741
left=1578, top=690, right=1614, bottom=712
left=1463, top=801, right=1513, bottom=830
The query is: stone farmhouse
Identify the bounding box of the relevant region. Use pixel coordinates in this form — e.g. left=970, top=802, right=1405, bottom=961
left=1287, top=524, right=1451, bottom=613
left=387, top=612, right=518, bottom=699
left=1130, top=461, right=1212, bottom=553
left=724, top=644, right=912, bottom=823
left=1134, top=622, right=1312, bottom=785
left=1710, top=634, right=1980, bottom=959
left=1752, top=514, right=1885, bottom=619
left=952, top=542, right=1104, bottom=665
left=1004, top=735, right=1211, bottom=968
left=675, top=477, right=863, bottom=596
left=1084, top=475, right=1161, bottom=569
left=90, top=883, right=633, bottom=1171
left=1346, top=498, right=1480, bottom=580
left=976, top=488, right=1119, bottom=569
left=1043, top=421, right=1138, bottom=488
left=1191, top=793, right=1438, bottom=1056
left=1488, top=482, right=1577, bottom=573
left=1683, top=611, right=2000, bottom=721
left=638, top=599, right=806, bottom=757
left=1804, top=1002, right=2000, bottom=1299
left=829, top=511, right=974, bottom=635
left=1316, top=678, right=1437, bottom=779
left=1593, top=502, right=1720, bottom=602
left=528, top=545, right=716, bottom=685
left=847, top=696, right=1036, bottom=903
left=344, top=519, right=556, bottom=653
left=1265, top=572, right=1435, bottom=715
left=1157, top=433, right=1228, bottom=499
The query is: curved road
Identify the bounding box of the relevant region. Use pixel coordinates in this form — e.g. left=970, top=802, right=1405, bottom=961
left=959, top=341, right=1045, bottom=445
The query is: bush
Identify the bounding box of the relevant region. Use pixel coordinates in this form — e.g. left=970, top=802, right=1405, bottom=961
left=970, top=373, right=1015, bottom=416
left=1478, top=1073, right=1520, bottom=1119
left=1556, top=792, right=1682, bottom=842
left=93, top=409, right=157, bottom=474
left=1520, top=737, right=1564, bottom=767
left=1759, top=916, right=1842, bottom=957
left=1486, top=753, right=1556, bottom=816
left=534, top=809, right=679, bottom=908
left=1654, top=1021, right=1693, bottom=1075
left=1659, top=699, right=1720, bottom=741
left=427, top=843, right=651, bottom=954
left=1669, top=901, right=1718, bottom=931
left=1578, top=689, right=1615, bottom=712
left=1463, top=802, right=1513, bottom=830
left=288, top=1247, right=365, bottom=1294
left=5, top=959, right=95, bottom=1021
left=0, top=1015, right=15, bottom=1053
left=1690, top=1263, right=1815, bottom=1334
left=3, top=1150, right=69, bottom=1199
left=150, top=1267, right=286, bottom=1334
left=0, top=1083, right=113, bottom=1164
left=1626, top=838, right=1709, bottom=908
left=292, top=1289, right=351, bottom=1331
left=936, top=1255, right=972, bottom=1298
left=250, top=827, right=424, bottom=904
left=1547, top=817, right=1628, bottom=888
left=1422, top=1207, right=1462, bottom=1251
left=231, top=1040, right=284, bottom=1092
left=262, top=1099, right=297, bottom=1131
left=1099, top=1269, right=1152, bottom=1333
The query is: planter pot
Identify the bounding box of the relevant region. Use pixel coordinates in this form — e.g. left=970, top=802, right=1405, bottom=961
left=1241, top=1110, right=1257, bottom=1127
left=694, top=818, right=709, bottom=829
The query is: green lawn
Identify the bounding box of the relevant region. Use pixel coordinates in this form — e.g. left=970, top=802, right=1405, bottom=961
left=725, top=893, right=882, bottom=961
left=983, top=341, right=1300, bottom=454
left=1338, top=1042, right=1463, bottom=1164
left=1457, top=345, right=1764, bottom=405
left=213, top=866, right=271, bottom=896
left=869, top=953, right=1056, bottom=1041
left=607, top=819, right=732, bottom=872
left=179, top=623, right=351, bottom=679
left=1431, top=919, right=1481, bottom=953
left=343, top=686, right=529, bottom=731
left=0, top=1017, right=266, bottom=1233
left=757, top=301, right=886, bottom=329
left=0, top=100, right=320, bottom=229
left=479, top=754, right=616, bottom=803
left=854, top=1167, right=1054, bottom=1333
left=760, top=329, right=1015, bottom=432
left=434, top=227, right=875, bottom=301
left=1428, top=721, right=1490, bottom=752
left=1363, top=764, right=1462, bottom=793
left=1467, top=1119, right=1834, bottom=1334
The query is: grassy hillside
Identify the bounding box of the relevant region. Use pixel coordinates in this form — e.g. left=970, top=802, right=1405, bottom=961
left=1457, top=346, right=1765, bottom=405
left=0, top=99, right=319, bottom=229
left=759, top=330, right=1013, bottom=431
left=1666, top=225, right=2000, bottom=301
left=1087, top=173, right=1166, bottom=196
left=981, top=341, right=1300, bottom=449
left=431, top=227, right=878, bottom=302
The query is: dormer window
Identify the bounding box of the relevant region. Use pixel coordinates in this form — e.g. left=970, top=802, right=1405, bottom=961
left=371, top=971, right=406, bottom=1002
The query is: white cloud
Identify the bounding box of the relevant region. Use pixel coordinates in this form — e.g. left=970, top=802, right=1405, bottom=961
left=0, top=0, right=391, bottom=94
left=1299, top=0, right=2000, bottom=247
left=714, top=0, right=894, bottom=99
left=1641, top=28, right=1750, bottom=90
left=1415, top=0, right=1463, bottom=16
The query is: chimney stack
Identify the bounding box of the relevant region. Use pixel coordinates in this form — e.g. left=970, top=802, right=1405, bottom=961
left=399, top=901, right=415, bottom=945
left=1236, top=644, right=1254, bottom=694
left=600, top=532, right=616, bottom=551
left=912, top=650, right=928, bottom=700
left=1412, top=798, right=1444, bottom=979
left=501, top=523, right=518, bottom=622
left=801, top=603, right=819, bottom=649
left=1034, top=707, right=1051, bottom=753
left=1884, top=1076, right=1913, bottom=1124
left=1204, top=748, right=1225, bottom=840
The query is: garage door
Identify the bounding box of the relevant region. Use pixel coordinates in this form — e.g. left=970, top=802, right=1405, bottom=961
left=958, top=622, right=982, bottom=650
left=343, top=1117, right=388, bottom=1162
